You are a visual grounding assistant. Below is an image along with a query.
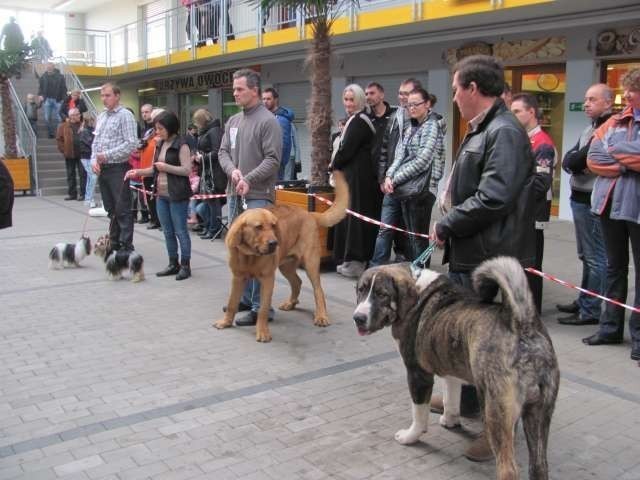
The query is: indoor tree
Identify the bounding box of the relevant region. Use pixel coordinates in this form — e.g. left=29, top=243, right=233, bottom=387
left=257, top=0, right=360, bottom=186
left=0, top=45, right=30, bottom=158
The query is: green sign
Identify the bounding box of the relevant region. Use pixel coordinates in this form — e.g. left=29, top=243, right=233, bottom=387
left=569, top=102, right=583, bottom=112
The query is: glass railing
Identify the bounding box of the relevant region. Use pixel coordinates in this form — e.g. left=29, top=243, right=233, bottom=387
left=62, top=0, right=503, bottom=70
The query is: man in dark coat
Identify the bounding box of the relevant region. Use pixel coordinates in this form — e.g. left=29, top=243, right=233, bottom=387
left=38, top=63, right=68, bottom=138
left=432, top=54, right=536, bottom=462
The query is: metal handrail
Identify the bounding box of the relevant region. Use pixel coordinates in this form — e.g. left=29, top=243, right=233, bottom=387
left=54, top=56, right=99, bottom=118
left=7, top=80, right=39, bottom=194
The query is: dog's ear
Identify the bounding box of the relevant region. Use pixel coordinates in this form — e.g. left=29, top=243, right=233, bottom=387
left=267, top=211, right=281, bottom=242
left=393, top=273, right=418, bottom=320
left=226, top=217, right=244, bottom=250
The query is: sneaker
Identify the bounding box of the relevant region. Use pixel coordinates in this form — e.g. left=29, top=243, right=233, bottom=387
left=337, top=261, right=366, bottom=278
left=336, top=261, right=352, bottom=274
left=235, top=311, right=274, bottom=326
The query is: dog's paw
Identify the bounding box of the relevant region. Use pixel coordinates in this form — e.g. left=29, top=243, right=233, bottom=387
left=394, top=426, right=425, bottom=445
left=313, top=315, right=331, bottom=327
left=256, top=328, right=272, bottom=343
left=439, top=414, right=461, bottom=429
left=213, top=318, right=233, bottom=329
left=278, top=299, right=298, bottom=311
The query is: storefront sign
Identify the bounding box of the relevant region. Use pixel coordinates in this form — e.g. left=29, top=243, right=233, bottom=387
left=154, top=69, right=236, bottom=92
left=569, top=102, right=583, bottom=112
left=596, top=26, right=640, bottom=56
left=446, top=37, right=565, bottom=66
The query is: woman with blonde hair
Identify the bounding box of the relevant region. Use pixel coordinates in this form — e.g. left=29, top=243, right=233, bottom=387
left=331, top=84, right=381, bottom=278
left=192, top=108, right=226, bottom=240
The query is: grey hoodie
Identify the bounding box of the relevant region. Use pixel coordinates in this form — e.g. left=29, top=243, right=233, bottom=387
left=219, top=103, right=282, bottom=202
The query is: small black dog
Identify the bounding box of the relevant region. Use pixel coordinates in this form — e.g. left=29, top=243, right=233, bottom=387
left=94, top=235, right=145, bottom=282
left=48, top=236, right=91, bottom=269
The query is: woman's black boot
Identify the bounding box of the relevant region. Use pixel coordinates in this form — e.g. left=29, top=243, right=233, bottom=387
left=175, top=259, right=191, bottom=281
left=156, top=257, right=179, bottom=277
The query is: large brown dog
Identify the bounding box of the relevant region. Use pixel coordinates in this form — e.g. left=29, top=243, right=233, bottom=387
left=214, top=170, right=349, bottom=342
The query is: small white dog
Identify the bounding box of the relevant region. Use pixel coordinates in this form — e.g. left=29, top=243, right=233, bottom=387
left=48, top=236, right=91, bottom=269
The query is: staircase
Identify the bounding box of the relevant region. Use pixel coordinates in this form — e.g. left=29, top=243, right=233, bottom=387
left=11, top=63, right=68, bottom=196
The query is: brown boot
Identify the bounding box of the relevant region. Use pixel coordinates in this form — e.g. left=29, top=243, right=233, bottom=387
left=464, top=432, right=494, bottom=462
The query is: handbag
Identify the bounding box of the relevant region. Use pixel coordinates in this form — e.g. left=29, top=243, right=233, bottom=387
left=391, top=171, right=431, bottom=201
left=390, top=127, right=431, bottom=201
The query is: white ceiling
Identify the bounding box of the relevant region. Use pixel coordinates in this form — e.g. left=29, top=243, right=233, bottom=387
left=0, top=0, right=111, bottom=13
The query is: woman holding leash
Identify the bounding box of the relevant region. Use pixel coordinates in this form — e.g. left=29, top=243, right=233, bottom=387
left=126, top=111, right=193, bottom=280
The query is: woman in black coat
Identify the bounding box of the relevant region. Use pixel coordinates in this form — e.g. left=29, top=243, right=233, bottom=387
left=193, top=108, right=227, bottom=240
left=331, top=84, right=382, bottom=278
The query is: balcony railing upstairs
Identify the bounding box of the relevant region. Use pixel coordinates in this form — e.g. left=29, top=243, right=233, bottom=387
left=63, top=0, right=520, bottom=72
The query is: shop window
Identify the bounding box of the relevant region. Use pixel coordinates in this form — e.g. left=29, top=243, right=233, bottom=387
left=222, top=88, right=241, bottom=124
left=602, top=60, right=640, bottom=112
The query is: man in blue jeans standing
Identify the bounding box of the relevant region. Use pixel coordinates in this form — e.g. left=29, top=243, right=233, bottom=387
left=557, top=83, right=612, bottom=325
left=38, top=62, right=67, bottom=138
left=219, top=68, right=282, bottom=327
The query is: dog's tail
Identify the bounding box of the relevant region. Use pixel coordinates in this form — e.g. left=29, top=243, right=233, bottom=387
left=472, top=256, right=537, bottom=332
left=312, top=170, right=349, bottom=228
left=48, top=246, right=60, bottom=269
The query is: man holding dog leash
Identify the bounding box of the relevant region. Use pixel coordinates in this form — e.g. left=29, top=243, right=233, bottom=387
left=432, top=55, right=536, bottom=462
left=218, top=68, right=282, bottom=327
left=91, top=82, right=139, bottom=251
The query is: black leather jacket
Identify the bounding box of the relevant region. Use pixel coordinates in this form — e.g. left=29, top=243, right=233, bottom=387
left=438, top=99, right=536, bottom=272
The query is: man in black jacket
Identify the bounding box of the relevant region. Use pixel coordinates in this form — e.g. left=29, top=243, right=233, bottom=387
left=432, top=54, right=536, bottom=462
left=557, top=84, right=613, bottom=325
left=38, top=63, right=68, bottom=138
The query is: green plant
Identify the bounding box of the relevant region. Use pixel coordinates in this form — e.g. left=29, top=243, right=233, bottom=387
left=257, top=0, right=359, bottom=186
left=0, top=45, right=30, bottom=158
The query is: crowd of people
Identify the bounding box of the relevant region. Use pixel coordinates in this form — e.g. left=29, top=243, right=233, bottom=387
left=44, top=58, right=640, bottom=374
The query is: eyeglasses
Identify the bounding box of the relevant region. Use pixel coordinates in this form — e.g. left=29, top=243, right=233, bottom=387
left=398, top=90, right=411, bottom=96
left=407, top=101, right=427, bottom=108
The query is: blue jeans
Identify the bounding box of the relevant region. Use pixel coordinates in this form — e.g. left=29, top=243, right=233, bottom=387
left=370, top=194, right=404, bottom=266
left=196, top=199, right=222, bottom=235
left=228, top=196, right=274, bottom=314
left=80, top=159, right=97, bottom=205
left=571, top=199, right=606, bottom=319
left=156, top=197, right=191, bottom=262
left=598, top=203, right=640, bottom=345
left=43, top=97, right=61, bottom=137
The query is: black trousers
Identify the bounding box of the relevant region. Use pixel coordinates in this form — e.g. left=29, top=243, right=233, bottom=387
left=529, top=229, right=544, bottom=314
left=98, top=162, right=134, bottom=250
left=598, top=203, right=640, bottom=345
left=142, top=176, right=159, bottom=225
left=400, top=192, right=435, bottom=266
left=65, top=157, right=86, bottom=198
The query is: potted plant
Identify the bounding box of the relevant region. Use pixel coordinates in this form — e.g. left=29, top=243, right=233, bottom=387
left=258, top=0, right=359, bottom=258
left=0, top=44, right=32, bottom=193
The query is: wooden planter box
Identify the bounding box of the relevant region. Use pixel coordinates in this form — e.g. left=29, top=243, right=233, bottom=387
left=4, top=157, right=32, bottom=194
left=275, top=185, right=335, bottom=260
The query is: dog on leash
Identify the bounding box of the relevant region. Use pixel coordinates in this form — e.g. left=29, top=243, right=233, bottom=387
left=94, top=234, right=145, bottom=282
left=353, top=257, right=559, bottom=480
left=214, top=170, right=349, bottom=343
left=48, top=236, right=91, bottom=269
